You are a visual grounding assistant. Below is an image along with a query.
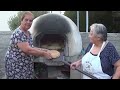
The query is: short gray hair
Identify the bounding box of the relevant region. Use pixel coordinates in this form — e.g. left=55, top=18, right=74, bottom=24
left=90, top=23, right=107, bottom=41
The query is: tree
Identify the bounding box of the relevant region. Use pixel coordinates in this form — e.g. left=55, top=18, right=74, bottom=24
left=89, top=11, right=113, bottom=33
left=8, top=11, right=49, bottom=31
left=64, top=11, right=86, bottom=32
left=64, top=11, right=77, bottom=24
left=64, top=11, right=114, bottom=32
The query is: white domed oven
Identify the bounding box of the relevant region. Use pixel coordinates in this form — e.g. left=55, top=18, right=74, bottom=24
left=30, top=13, right=82, bottom=79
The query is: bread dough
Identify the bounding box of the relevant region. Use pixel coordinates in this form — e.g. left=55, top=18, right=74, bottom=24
left=49, top=50, right=60, bottom=59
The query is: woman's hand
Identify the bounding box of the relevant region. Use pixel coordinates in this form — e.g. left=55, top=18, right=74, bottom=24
left=70, top=60, right=81, bottom=70
left=35, top=47, right=52, bottom=59
left=42, top=50, right=52, bottom=59
left=112, top=60, right=120, bottom=79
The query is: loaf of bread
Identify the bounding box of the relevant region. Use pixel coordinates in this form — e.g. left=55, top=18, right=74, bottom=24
left=49, top=50, right=60, bottom=59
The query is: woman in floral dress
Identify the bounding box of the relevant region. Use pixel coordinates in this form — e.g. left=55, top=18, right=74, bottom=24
left=5, top=11, right=52, bottom=79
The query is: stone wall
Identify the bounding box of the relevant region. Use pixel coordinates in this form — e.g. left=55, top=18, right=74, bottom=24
left=0, top=31, right=120, bottom=79
left=0, top=31, right=12, bottom=79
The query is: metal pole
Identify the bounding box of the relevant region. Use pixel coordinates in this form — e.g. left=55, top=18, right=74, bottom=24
left=77, top=11, right=79, bottom=31
left=86, top=11, right=89, bottom=32
left=61, top=57, right=98, bottom=79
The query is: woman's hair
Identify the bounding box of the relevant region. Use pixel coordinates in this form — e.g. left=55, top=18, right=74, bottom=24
left=90, top=23, right=107, bottom=41
left=21, top=11, right=34, bottom=21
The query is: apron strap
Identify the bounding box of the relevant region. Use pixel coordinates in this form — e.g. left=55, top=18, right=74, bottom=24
left=98, top=41, right=109, bottom=56
left=89, top=44, right=94, bottom=52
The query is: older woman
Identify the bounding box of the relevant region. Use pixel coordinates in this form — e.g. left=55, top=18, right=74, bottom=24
left=70, top=23, right=120, bottom=79
left=5, top=11, right=52, bottom=79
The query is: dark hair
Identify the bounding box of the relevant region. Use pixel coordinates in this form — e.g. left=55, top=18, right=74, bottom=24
left=90, top=23, right=107, bottom=41
left=21, top=11, right=34, bottom=21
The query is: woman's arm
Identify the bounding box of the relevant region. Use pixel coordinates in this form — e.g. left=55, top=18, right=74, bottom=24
left=112, top=60, right=120, bottom=79
left=34, top=47, right=49, bottom=52
left=17, top=42, right=51, bottom=58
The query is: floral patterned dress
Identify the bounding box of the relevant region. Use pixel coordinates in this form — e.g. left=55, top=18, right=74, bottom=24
left=5, top=27, right=34, bottom=79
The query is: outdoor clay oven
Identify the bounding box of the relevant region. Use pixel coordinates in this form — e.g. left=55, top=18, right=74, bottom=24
left=30, top=13, right=82, bottom=79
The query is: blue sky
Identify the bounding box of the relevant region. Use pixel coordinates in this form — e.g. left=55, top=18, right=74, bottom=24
left=0, top=11, right=64, bottom=31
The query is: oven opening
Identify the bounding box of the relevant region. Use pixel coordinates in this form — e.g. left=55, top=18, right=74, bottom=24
left=34, top=34, right=70, bottom=79
left=40, top=34, right=65, bottom=53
